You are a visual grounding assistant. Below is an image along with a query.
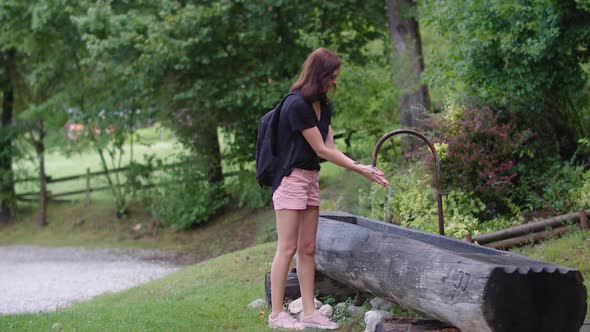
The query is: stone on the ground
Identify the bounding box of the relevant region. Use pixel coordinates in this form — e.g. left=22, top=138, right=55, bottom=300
left=347, top=304, right=366, bottom=319
left=334, top=302, right=347, bottom=312
left=247, top=298, right=266, bottom=309
left=319, top=304, right=333, bottom=318
left=288, top=297, right=323, bottom=315
left=363, top=310, right=393, bottom=332
left=370, top=297, right=393, bottom=311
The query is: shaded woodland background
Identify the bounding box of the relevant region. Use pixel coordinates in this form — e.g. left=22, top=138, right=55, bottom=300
left=1, top=0, right=589, bottom=238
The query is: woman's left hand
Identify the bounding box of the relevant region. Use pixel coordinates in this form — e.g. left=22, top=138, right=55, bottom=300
left=358, top=164, right=389, bottom=187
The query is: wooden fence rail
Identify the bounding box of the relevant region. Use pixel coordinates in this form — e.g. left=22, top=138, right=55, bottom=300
left=15, top=164, right=239, bottom=202
left=14, top=130, right=346, bottom=202
left=14, top=161, right=185, bottom=185
left=14, top=167, right=132, bottom=184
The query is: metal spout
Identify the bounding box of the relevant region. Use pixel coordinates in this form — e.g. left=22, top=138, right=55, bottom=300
left=371, top=129, right=445, bottom=235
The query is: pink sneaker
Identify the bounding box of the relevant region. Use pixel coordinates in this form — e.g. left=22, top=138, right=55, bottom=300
left=268, top=312, right=305, bottom=330
left=299, top=310, right=339, bottom=330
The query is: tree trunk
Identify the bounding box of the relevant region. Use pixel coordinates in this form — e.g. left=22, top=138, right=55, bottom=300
left=196, top=124, right=223, bottom=184
left=92, top=140, right=126, bottom=217
left=315, top=211, right=587, bottom=332
left=0, top=49, right=16, bottom=223
left=386, top=0, right=430, bottom=153
left=36, top=120, right=47, bottom=227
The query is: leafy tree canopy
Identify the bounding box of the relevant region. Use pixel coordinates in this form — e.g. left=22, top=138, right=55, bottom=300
left=421, top=0, right=590, bottom=109
left=0, top=0, right=86, bottom=141
left=420, top=0, right=590, bottom=157
left=134, top=0, right=387, bottom=163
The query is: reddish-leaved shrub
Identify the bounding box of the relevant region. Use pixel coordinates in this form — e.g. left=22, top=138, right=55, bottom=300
left=425, top=107, right=533, bottom=200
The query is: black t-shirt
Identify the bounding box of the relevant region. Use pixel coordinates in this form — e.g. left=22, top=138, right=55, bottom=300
left=272, top=91, right=332, bottom=191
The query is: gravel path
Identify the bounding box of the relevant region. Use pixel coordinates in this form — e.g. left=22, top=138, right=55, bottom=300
left=0, top=245, right=183, bottom=315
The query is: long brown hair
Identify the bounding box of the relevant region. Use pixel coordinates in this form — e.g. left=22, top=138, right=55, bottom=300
left=290, top=48, right=341, bottom=102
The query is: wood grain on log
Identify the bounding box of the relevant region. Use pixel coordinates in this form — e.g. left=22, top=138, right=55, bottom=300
left=316, top=211, right=587, bottom=332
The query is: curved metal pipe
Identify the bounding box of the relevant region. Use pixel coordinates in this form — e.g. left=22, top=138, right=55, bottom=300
left=371, top=129, right=445, bottom=235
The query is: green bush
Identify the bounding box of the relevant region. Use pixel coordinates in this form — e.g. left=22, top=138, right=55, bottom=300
left=424, top=102, right=534, bottom=218
left=331, top=56, right=399, bottom=159
left=124, top=156, right=158, bottom=197
left=225, top=170, right=270, bottom=209
left=421, top=0, right=590, bottom=158
left=361, top=102, right=589, bottom=237
left=358, top=154, right=554, bottom=238
left=507, top=156, right=587, bottom=217
left=150, top=156, right=227, bottom=230
left=443, top=190, right=485, bottom=239
left=358, top=164, right=436, bottom=232
left=361, top=163, right=496, bottom=238
left=573, top=170, right=590, bottom=209
left=572, top=139, right=590, bottom=209
left=542, top=163, right=585, bottom=213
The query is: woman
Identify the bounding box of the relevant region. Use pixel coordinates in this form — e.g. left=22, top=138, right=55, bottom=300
left=267, top=47, right=389, bottom=330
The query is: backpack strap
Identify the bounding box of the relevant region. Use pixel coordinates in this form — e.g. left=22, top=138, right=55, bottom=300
left=272, top=92, right=298, bottom=189
left=270, top=92, right=297, bottom=155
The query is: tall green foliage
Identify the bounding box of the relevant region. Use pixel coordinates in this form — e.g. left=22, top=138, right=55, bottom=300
left=0, top=0, right=80, bottom=125
left=0, top=0, right=86, bottom=224
left=420, top=0, right=590, bottom=157
left=67, top=0, right=390, bottom=226
left=134, top=0, right=388, bottom=165
left=68, top=1, right=161, bottom=216
left=332, top=54, right=399, bottom=156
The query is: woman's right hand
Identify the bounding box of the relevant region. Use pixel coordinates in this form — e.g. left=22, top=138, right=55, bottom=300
left=357, top=164, right=389, bottom=187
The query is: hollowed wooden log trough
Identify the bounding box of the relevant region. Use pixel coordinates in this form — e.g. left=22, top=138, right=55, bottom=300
left=316, top=211, right=587, bottom=332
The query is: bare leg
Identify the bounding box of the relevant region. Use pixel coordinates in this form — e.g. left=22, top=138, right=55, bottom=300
left=270, top=209, right=301, bottom=318
left=297, top=206, right=320, bottom=316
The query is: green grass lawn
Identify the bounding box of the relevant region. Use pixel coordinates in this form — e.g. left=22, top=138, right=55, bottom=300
left=0, top=241, right=366, bottom=332
left=515, top=229, right=590, bottom=318
left=1, top=228, right=586, bottom=332
left=0, top=200, right=277, bottom=263
left=0, top=164, right=373, bottom=331
left=2, top=155, right=589, bottom=330
left=0, top=242, right=277, bottom=332
left=15, top=125, right=182, bottom=202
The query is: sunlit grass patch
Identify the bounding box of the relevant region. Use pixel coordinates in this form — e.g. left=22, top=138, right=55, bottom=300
left=14, top=126, right=182, bottom=202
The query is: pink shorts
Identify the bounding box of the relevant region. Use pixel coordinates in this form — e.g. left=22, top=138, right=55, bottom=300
left=272, top=168, right=320, bottom=210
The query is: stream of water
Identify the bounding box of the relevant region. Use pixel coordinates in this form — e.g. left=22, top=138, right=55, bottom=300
left=384, top=185, right=393, bottom=222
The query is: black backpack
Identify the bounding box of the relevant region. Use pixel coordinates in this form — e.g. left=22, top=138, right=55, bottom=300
left=255, top=93, right=296, bottom=187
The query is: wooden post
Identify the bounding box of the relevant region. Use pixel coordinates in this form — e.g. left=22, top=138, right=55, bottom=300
left=36, top=120, right=47, bottom=227
left=485, top=225, right=575, bottom=249
left=472, top=211, right=585, bottom=244
left=85, top=168, right=91, bottom=206
left=465, top=232, right=472, bottom=243
left=579, top=208, right=589, bottom=231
